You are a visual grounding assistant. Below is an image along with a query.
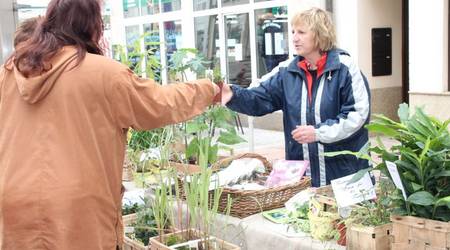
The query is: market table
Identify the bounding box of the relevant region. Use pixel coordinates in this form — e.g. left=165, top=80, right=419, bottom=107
left=207, top=211, right=345, bottom=250
left=123, top=186, right=345, bottom=250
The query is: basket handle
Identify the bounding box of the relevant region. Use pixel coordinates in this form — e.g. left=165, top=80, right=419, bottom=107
left=211, top=153, right=272, bottom=174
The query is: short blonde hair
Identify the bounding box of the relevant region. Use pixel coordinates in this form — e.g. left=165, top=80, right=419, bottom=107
left=291, top=8, right=336, bottom=52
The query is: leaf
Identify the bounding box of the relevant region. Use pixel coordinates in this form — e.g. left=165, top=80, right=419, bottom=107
left=397, top=103, right=410, bottom=123
left=217, top=131, right=246, bottom=145
left=415, top=107, right=438, bottom=135
left=434, top=196, right=450, bottom=209
left=435, top=170, right=450, bottom=177
left=185, top=138, right=199, bottom=159
left=365, top=123, right=399, bottom=137
left=347, top=168, right=371, bottom=184
left=419, top=137, right=431, bottom=165
left=395, top=160, right=420, bottom=180
left=411, top=182, right=423, bottom=192
left=323, top=147, right=372, bottom=162
left=407, top=191, right=436, bottom=206
left=208, top=144, right=219, bottom=164
left=186, top=122, right=208, bottom=134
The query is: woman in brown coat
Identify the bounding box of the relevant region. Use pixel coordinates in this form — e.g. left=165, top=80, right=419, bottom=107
left=0, top=0, right=219, bottom=249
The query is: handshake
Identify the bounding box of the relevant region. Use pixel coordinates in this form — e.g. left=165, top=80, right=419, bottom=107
left=212, top=80, right=233, bottom=105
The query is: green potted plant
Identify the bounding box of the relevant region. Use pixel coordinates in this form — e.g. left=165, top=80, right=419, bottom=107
left=327, top=103, right=450, bottom=249
left=166, top=49, right=245, bottom=166
left=344, top=178, right=395, bottom=250
left=122, top=198, right=159, bottom=250
left=149, top=138, right=238, bottom=250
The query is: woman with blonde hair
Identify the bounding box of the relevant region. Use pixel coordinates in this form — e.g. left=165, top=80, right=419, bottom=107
left=0, top=0, right=219, bottom=249
left=222, top=7, right=371, bottom=187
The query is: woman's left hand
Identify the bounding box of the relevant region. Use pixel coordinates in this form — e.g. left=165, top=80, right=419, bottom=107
left=291, top=125, right=316, bottom=144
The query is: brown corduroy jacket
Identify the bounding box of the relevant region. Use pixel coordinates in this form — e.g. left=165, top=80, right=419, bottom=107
left=0, top=46, right=215, bottom=250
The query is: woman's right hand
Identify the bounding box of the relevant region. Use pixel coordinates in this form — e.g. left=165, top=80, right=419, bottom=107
left=221, top=83, right=233, bottom=105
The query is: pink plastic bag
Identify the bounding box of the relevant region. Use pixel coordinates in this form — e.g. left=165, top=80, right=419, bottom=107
left=265, top=160, right=309, bottom=188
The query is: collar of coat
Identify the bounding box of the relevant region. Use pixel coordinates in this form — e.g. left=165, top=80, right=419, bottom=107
left=287, top=48, right=350, bottom=77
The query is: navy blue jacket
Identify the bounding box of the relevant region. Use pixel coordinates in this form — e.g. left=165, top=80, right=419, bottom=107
left=227, top=48, right=371, bottom=187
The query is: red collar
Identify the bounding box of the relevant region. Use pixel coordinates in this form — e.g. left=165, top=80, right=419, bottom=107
left=297, top=52, right=327, bottom=77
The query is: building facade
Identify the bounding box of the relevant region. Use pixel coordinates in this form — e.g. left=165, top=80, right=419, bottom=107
left=1, top=0, right=448, bottom=124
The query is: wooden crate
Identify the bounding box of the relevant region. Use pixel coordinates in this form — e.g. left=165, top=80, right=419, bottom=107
left=149, top=229, right=240, bottom=250
left=346, top=223, right=392, bottom=250
left=391, top=215, right=450, bottom=250
left=123, top=214, right=148, bottom=250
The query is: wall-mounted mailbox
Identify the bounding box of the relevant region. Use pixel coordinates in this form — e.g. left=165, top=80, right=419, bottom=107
left=372, top=27, right=392, bottom=76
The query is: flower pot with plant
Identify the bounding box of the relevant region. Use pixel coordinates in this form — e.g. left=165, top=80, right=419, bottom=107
left=149, top=138, right=239, bottom=250
left=344, top=178, right=396, bottom=250
left=326, top=104, right=450, bottom=249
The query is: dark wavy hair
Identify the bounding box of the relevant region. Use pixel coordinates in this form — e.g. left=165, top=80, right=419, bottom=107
left=11, top=0, right=104, bottom=77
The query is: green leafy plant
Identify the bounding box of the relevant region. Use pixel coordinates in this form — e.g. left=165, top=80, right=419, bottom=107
left=167, top=49, right=245, bottom=165
left=168, top=48, right=210, bottom=82
left=150, top=134, right=233, bottom=249
left=114, top=34, right=168, bottom=170
left=125, top=198, right=159, bottom=246
left=343, top=177, right=395, bottom=227
left=185, top=106, right=246, bottom=165
left=113, top=32, right=161, bottom=80
left=326, top=103, right=450, bottom=221
left=182, top=137, right=233, bottom=249
left=287, top=203, right=310, bottom=233
left=122, top=202, right=142, bottom=216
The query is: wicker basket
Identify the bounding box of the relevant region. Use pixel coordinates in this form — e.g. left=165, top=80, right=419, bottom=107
left=176, top=153, right=311, bottom=218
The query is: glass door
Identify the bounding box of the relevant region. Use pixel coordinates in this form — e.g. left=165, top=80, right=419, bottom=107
left=224, top=13, right=252, bottom=87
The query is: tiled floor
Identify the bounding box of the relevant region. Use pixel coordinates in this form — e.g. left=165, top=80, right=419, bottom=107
left=231, top=127, right=397, bottom=163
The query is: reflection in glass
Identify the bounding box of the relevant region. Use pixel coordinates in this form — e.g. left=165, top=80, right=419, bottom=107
left=164, top=20, right=182, bottom=82
left=255, top=6, right=289, bottom=78
left=142, top=0, right=160, bottom=15
left=144, top=23, right=161, bottom=82
left=162, top=0, right=181, bottom=12
left=16, top=0, right=48, bottom=22
left=225, top=13, right=251, bottom=87
left=125, top=25, right=141, bottom=71
left=221, top=0, right=249, bottom=7
left=194, top=15, right=219, bottom=72
left=123, top=0, right=140, bottom=18
left=193, top=0, right=218, bottom=11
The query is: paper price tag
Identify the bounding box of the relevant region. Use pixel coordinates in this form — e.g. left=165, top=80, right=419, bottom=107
left=331, top=172, right=376, bottom=207
left=385, top=161, right=407, bottom=200
left=124, top=226, right=134, bottom=234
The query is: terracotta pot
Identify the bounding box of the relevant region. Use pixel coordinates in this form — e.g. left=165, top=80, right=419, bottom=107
left=336, top=222, right=347, bottom=246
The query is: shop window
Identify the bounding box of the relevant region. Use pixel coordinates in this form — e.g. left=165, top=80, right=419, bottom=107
left=16, top=0, right=48, bottom=22
left=194, top=15, right=220, bottom=71
left=193, top=0, right=218, bottom=11
left=162, top=0, right=181, bottom=13
left=142, top=0, right=160, bottom=15
left=123, top=0, right=160, bottom=17
left=254, top=6, right=289, bottom=78
left=125, top=25, right=141, bottom=71
left=222, top=0, right=249, bottom=8
left=225, top=13, right=251, bottom=87
left=143, top=23, right=161, bottom=82
left=164, top=20, right=182, bottom=82
left=123, top=0, right=140, bottom=17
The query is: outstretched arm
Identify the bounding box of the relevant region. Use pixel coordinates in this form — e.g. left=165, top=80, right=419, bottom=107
left=107, top=67, right=219, bottom=130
